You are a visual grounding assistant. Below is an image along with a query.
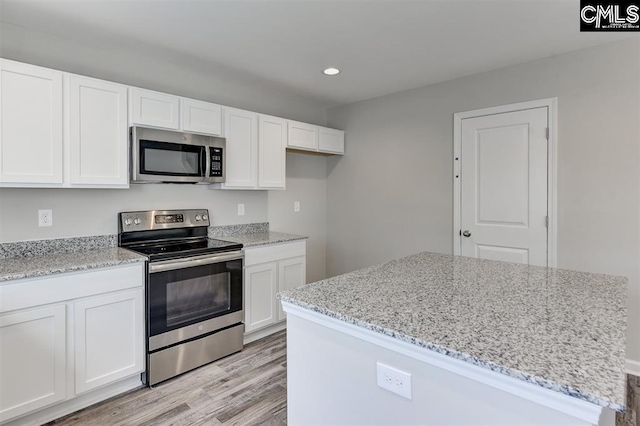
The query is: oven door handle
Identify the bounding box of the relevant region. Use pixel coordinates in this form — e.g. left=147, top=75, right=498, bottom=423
left=149, top=250, right=244, bottom=273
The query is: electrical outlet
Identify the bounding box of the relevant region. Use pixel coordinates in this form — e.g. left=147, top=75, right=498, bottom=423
left=38, top=209, right=53, bottom=227
left=294, top=201, right=300, bottom=212
left=376, top=362, right=412, bottom=400
left=237, top=204, right=245, bottom=216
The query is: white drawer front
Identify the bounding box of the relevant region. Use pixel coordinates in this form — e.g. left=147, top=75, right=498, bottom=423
left=244, top=240, right=306, bottom=266
left=0, top=263, right=144, bottom=314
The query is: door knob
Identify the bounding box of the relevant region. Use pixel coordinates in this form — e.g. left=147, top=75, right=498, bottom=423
left=462, top=230, right=471, bottom=237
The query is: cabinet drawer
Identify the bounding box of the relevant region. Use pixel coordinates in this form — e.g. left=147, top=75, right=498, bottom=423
left=0, top=263, right=144, bottom=314
left=244, top=240, right=306, bottom=266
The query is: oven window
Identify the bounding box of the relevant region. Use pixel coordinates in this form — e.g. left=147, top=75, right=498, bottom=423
left=148, top=259, right=243, bottom=337
left=166, top=272, right=230, bottom=328
left=140, top=140, right=203, bottom=176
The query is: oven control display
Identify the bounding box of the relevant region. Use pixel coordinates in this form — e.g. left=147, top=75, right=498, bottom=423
left=155, top=214, right=184, bottom=224
left=210, top=147, right=223, bottom=177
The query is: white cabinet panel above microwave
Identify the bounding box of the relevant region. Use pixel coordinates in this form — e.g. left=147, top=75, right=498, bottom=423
left=129, top=88, right=180, bottom=130
left=180, top=98, right=223, bottom=136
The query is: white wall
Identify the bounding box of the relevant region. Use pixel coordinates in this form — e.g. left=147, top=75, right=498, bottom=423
left=0, top=185, right=267, bottom=241
left=327, top=38, right=640, bottom=363
left=269, top=152, right=327, bottom=283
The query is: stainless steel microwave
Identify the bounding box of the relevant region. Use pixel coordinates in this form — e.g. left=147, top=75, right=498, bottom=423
left=130, top=126, right=225, bottom=184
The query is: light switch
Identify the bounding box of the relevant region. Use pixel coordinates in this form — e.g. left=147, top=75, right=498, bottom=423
left=294, top=201, right=300, bottom=212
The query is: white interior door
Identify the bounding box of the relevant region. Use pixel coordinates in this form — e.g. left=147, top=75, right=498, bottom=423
left=459, top=107, right=548, bottom=266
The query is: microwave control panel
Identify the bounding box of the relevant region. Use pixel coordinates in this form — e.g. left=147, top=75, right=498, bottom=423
left=210, top=147, right=223, bottom=177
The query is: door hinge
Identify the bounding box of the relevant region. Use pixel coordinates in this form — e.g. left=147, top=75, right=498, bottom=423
left=545, top=216, right=549, bottom=228
left=545, top=127, right=549, bottom=140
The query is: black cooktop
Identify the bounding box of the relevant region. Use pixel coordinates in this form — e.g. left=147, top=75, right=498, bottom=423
left=126, top=238, right=243, bottom=262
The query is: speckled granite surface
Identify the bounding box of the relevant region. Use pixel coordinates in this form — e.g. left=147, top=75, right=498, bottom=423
left=278, top=251, right=627, bottom=411
left=208, top=223, right=270, bottom=238
left=208, top=223, right=307, bottom=247
left=0, top=247, right=146, bottom=282
left=219, top=231, right=307, bottom=248
left=0, top=235, right=117, bottom=259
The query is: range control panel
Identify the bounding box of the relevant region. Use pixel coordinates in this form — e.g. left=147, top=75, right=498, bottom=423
left=210, top=147, right=223, bottom=177
left=119, top=209, right=210, bottom=231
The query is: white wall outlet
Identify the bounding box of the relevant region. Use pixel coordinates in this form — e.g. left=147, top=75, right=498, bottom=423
left=294, top=201, right=300, bottom=212
left=237, top=204, right=245, bottom=216
left=38, top=209, right=53, bottom=227
left=376, top=362, right=412, bottom=400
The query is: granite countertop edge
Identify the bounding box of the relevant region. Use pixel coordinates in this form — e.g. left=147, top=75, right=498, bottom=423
left=277, top=294, right=624, bottom=412
left=0, top=248, right=147, bottom=283
left=222, top=231, right=308, bottom=248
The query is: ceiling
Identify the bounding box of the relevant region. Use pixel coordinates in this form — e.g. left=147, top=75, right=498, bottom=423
left=0, top=0, right=633, bottom=108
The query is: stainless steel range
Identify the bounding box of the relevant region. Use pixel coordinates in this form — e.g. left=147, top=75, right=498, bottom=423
left=118, top=209, right=244, bottom=386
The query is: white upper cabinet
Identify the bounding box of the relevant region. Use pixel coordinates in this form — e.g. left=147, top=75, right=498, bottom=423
left=129, top=87, right=180, bottom=130
left=67, top=75, right=128, bottom=187
left=258, top=115, right=287, bottom=189
left=287, top=119, right=344, bottom=155
left=0, top=59, right=63, bottom=185
left=180, top=98, right=223, bottom=136
left=288, top=120, right=318, bottom=151
left=220, top=107, right=258, bottom=189
left=318, top=126, right=345, bottom=154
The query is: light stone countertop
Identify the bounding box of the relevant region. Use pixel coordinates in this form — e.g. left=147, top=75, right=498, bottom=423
left=219, top=231, right=308, bottom=248
left=278, top=251, right=627, bottom=411
left=0, top=247, right=147, bottom=282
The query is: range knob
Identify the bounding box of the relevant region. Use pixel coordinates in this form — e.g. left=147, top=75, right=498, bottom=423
left=124, top=218, right=132, bottom=226
left=134, top=218, right=141, bottom=225
left=195, top=215, right=202, bottom=221
left=202, top=214, right=208, bottom=221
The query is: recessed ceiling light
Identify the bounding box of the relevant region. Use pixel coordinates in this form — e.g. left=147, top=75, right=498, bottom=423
left=323, top=67, right=340, bottom=76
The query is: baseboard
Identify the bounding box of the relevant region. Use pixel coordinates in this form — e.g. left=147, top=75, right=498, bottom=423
left=627, top=359, right=640, bottom=377
left=244, top=321, right=286, bottom=344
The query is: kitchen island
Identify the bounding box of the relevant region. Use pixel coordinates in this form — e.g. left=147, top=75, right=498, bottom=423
left=278, top=252, right=627, bottom=426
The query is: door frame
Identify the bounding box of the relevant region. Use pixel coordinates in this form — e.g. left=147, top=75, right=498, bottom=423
left=453, top=98, right=558, bottom=267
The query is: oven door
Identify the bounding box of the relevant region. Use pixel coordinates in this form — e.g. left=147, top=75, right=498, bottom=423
left=147, top=251, right=243, bottom=351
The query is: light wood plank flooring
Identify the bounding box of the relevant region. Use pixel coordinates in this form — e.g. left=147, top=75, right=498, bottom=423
left=49, top=331, right=287, bottom=426
left=48, top=330, right=639, bottom=426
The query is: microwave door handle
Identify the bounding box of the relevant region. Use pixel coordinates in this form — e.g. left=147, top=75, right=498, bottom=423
left=204, top=146, right=211, bottom=179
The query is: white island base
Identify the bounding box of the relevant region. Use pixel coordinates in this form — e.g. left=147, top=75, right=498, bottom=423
left=283, top=302, right=616, bottom=426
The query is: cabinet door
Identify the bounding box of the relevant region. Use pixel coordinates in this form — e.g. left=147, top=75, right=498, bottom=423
left=67, top=75, right=128, bottom=187
left=129, top=87, right=179, bottom=130
left=74, top=289, right=144, bottom=395
left=288, top=120, right=318, bottom=151
left=181, top=98, right=223, bottom=136
left=0, top=304, right=66, bottom=423
left=221, top=107, right=258, bottom=189
left=0, top=60, right=63, bottom=185
left=258, top=115, right=287, bottom=189
left=277, top=256, right=306, bottom=321
left=245, top=262, right=278, bottom=333
left=319, top=126, right=345, bottom=155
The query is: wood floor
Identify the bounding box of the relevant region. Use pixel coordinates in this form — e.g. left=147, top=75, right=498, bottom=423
left=49, top=331, right=287, bottom=426
left=48, top=330, right=639, bottom=426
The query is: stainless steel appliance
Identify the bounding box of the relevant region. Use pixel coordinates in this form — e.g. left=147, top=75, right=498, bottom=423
left=118, top=209, right=244, bottom=386
left=130, top=126, right=225, bottom=184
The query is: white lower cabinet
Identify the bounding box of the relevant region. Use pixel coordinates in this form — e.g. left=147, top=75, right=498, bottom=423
left=277, top=257, right=306, bottom=321
left=74, top=289, right=144, bottom=395
left=0, top=304, right=67, bottom=423
left=245, top=263, right=278, bottom=332
left=244, top=240, right=306, bottom=335
left=0, top=263, right=145, bottom=425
